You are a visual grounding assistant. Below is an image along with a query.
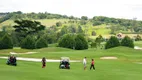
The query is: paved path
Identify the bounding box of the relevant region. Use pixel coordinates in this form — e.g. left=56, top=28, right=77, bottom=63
left=0, top=56, right=81, bottom=62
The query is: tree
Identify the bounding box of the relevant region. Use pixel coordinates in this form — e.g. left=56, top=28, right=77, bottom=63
left=105, top=36, right=120, bottom=49
left=56, top=22, right=62, bottom=27
left=60, top=25, right=68, bottom=36
left=95, top=35, right=104, bottom=48
left=21, top=35, right=36, bottom=49
left=80, top=20, right=87, bottom=25
left=42, top=33, right=57, bottom=44
left=135, top=35, right=142, bottom=41
left=35, top=37, right=48, bottom=49
left=121, top=36, right=134, bottom=48
left=13, top=20, right=45, bottom=38
left=11, top=31, right=20, bottom=47
left=92, top=21, right=102, bottom=26
left=0, top=34, right=13, bottom=49
left=92, top=31, right=96, bottom=36
left=68, top=24, right=77, bottom=33
left=110, top=24, right=120, bottom=34
left=77, top=25, right=84, bottom=34
left=90, top=42, right=97, bottom=48
left=81, top=16, right=88, bottom=20
left=74, top=34, right=88, bottom=50
left=58, top=34, right=75, bottom=49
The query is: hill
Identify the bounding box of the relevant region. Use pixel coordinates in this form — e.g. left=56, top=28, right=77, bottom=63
left=0, top=11, right=142, bottom=40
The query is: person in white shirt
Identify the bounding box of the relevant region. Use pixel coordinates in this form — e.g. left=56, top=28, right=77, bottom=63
left=83, top=57, right=87, bottom=70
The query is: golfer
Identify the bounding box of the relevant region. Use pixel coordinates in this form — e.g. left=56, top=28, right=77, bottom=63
left=83, top=57, right=87, bottom=70
left=90, top=59, right=95, bottom=70
left=42, top=57, right=46, bottom=68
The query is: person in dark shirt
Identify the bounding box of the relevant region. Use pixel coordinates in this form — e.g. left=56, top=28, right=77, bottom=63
left=42, top=57, right=46, bottom=68
left=90, top=59, right=95, bottom=70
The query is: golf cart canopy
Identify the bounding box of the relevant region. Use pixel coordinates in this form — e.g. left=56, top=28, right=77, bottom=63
left=60, top=57, right=70, bottom=61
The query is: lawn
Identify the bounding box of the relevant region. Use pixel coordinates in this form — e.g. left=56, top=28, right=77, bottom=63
left=134, top=41, right=142, bottom=47
left=0, top=58, right=142, bottom=80
left=0, top=47, right=142, bottom=61
left=0, top=47, right=142, bottom=80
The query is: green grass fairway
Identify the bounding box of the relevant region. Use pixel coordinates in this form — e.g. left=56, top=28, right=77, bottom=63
left=0, top=46, right=142, bottom=80
left=0, top=59, right=142, bottom=80
left=0, top=47, right=142, bottom=61
left=134, top=41, right=142, bottom=47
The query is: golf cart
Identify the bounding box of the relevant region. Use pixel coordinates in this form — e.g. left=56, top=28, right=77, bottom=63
left=6, top=55, right=17, bottom=66
left=59, top=57, right=70, bottom=69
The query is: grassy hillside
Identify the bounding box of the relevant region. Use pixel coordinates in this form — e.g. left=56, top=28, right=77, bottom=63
left=0, top=20, right=15, bottom=27
left=0, top=18, right=142, bottom=39
left=0, top=19, right=69, bottom=28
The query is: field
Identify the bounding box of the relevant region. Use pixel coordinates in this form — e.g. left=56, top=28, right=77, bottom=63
left=0, top=19, right=69, bottom=28
left=0, top=46, right=142, bottom=80
left=134, top=41, right=142, bottom=47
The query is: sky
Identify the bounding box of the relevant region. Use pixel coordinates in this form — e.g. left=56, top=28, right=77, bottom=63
left=0, top=0, right=142, bottom=20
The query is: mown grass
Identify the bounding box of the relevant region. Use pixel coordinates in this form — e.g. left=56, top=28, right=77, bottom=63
left=0, top=58, right=142, bottom=80
left=0, top=47, right=142, bottom=62
left=134, top=41, right=142, bottom=47
left=0, top=46, right=142, bottom=80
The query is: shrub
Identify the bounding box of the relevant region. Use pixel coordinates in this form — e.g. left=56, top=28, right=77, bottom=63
left=58, top=34, right=75, bottom=49
left=92, top=31, right=96, bottom=36
left=0, top=34, right=13, bottom=49
left=90, top=42, right=97, bottom=48
left=35, top=37, right=48, bottom=49
left=135, top=35, right=142, bottom=41
left=105, top=36, right=120, bottom=49
left=56, top=22, right=62, bottom=27
left=21, top=35, right=36, bottom=49
left=121, top=36, right=134, bottom=48
left=58, top=34, right=88, bottom=50
left=74, top=34, right=88, bottom=50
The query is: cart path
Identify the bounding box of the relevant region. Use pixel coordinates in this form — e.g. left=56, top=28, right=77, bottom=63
left=0, top=56, right=81, bottom=62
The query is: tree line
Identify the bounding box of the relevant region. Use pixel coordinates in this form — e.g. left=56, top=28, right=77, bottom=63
left=91, top=16, right=142, bottom=33
left=0, top=11, right=79, bottom=23
left=0, top=18, right=136, bottom=50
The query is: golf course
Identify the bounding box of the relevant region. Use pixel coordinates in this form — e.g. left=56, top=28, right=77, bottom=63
left=0, top=45, right=142, bottom=80
left=0, top=10, right=142, bottom=80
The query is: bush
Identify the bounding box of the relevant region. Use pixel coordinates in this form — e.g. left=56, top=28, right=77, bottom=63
left=35, top=37, right=48, bottom=49
left=58, top=34, right=88, bottom=50
left=90, top=42, right=97, bottom=48
left=135, top=35, right=142, bottom=41
left=92, top=31, right=96, bottom=36
left=121, top=36, right=134, bottom=48
left=21, top=35, right=36, bottom=49
left=0, top=34, right=13, bottom=49
left=58, top=34, right=75, bottom=49
left=105, top=36, right=120, bottom=49
left=56, top=22, right=62, bottom=27
left=74, top=34, right=88, bottom=50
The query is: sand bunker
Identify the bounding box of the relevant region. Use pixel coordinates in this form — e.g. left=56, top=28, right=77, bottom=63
left=135, top=62, right=142, bottom=64
left=10, top=52, right=37, bottom=54
left=0, top=57, right=80, bottom=62
left=100, top=56, right=118, bottom=60
left=134, top=46, right=142, bottom=50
